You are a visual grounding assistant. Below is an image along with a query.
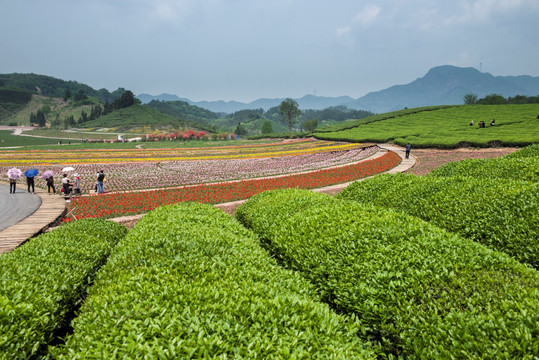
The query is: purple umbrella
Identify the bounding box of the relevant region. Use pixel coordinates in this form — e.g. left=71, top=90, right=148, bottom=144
left=7, top=168, right=22, bottom=180
left=42, top=170, right=54, bottom=180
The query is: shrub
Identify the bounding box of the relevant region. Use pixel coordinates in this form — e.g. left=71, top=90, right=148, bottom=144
left=51, top=203, right=374, bottom=359
left=0, top=219, right=127, bottom=359
left=429, top=147, right=539, bottom=182
left=236, top=189, right=539, bottom=359
left=338, top=174, right=539, bottom=268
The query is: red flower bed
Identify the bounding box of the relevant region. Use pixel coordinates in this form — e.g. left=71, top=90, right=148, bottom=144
left=67, top=151, right=400, bottom=220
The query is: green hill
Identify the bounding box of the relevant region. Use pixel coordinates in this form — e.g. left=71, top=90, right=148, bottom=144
left=0, top=73, right=123, bottom=103
left=315, top=104, right=539, bottom=148
left=80, top=104, right=184, bottom=132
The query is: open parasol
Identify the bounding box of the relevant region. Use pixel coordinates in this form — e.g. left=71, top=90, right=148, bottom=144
left=42, top=170, right=54, bottom=180
left=7, top=168, right=22, bottom=180
left=62, top=166, right=75, bottom=172
left=24, top=168, right=39, bottom=178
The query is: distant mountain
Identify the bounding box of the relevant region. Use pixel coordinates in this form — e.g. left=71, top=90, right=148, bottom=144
left=137, top=93, right=355, bottom=113
left=345, top=65, right=539, bottom=113
left=137, top=66, right=539, bottom=114
left=136, top=93, right=183, bottom=104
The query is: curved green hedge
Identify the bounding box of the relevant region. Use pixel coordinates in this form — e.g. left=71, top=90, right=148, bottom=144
left=51, top=202, right=374, bottom=359
left=429, top=146, right=539, bottom=182
left=236, top=189, right=539, bottom=359
left=0, top=219, right=127, bottom=359
left=505, top=144, right=539, bottom=159
left=338, top=174, right=539, bottom=269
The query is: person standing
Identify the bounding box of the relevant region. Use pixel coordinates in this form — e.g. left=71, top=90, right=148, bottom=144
left=62, top=174, right=73, bottom=200
left=97, top=170, right=105, bottom=194
left=46, top=176, right=56, bottom=194
left=73, top=173, right=82, bottom=195
left=26, top=175, right=35, bottom=194
left=405, top=143, right=412, bottom=159
left=9, top=177, right=16, bottom=194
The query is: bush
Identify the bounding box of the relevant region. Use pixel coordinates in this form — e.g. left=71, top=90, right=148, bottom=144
left=0, top=219, right=127, bottom=359
left=429, top=156, right=539, bottom=182
left=236, top=189, right=539, bottom=359
left=338, top=174, right=539, bottom=268
left=51, top=203, right=374, bottom=359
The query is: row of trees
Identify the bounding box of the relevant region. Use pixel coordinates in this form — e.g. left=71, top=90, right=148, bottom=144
left=464, top=93, right=539, bottom=105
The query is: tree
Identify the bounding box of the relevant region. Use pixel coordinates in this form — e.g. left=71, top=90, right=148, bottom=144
left=463, top=93, right=478, bottom=105
left=235, top=122, right=248, bottom=136
left=36, top=110, right=46, bottom=127
left=301, top=118, right=318, bottom=132
left=279, top=98, right=301, bottom=139
left=261, top=120, right=273, bottom=134
left=114, top=90, right=136, bottom=109
left=63, top=88, right=72, bottom=102
left=477, top=94, right=506, bottom=105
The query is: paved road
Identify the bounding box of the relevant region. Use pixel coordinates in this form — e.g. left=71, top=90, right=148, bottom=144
left=0, top=182, right=42, bottom=231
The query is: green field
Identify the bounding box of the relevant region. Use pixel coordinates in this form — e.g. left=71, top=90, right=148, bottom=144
left=315, top=104, right=539, bottom=148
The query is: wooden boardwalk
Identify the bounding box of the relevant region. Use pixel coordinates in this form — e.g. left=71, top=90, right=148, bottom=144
left=0, top=187, right=66, bottom=254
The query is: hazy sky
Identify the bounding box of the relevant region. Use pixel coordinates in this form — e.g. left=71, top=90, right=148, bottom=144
left=1, top=0, right=538, bottom=102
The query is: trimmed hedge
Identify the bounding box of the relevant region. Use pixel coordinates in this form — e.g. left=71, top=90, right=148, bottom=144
left=236, top=189, right=539, bottom=359
left=0, top=219, right=127, bottom=359
left=429, top=148, right=539, bottom=182
left=505, top=144, right=539, bottom=159
left=51, top=202, right=374, bottom=359
left=338, top=173, right=539, bottom=269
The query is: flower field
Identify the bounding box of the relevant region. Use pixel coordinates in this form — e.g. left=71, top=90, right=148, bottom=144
left=1, top=139, right=377, bottom=192
left=66, top=151, right=400, bottom=220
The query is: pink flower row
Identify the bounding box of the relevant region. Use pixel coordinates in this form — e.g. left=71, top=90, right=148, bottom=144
left=1, top=146, right=378, bottom=193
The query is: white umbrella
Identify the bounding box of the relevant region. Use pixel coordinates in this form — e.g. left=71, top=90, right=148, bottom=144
left=62, top=166, right=75, bottom=172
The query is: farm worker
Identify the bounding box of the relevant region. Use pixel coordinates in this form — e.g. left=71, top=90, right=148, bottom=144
left=405, top=143, right=412, bottom=159
left=469, top=120, right=474, bottom=126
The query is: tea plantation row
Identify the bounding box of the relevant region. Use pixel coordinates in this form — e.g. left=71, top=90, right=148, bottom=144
left=236, top=189, right=539, bottom=359
left=0, top=220, right=127, bottom=358
left=339, top=144, right=539, bottom=269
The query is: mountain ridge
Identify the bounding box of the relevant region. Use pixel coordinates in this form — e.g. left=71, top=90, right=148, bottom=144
left=137, top=65, right=539, bottom=113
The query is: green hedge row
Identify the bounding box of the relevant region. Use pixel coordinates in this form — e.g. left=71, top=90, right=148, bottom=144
left=505, top=144, right=539, bottom=159
left=429, top=156, right=539, bottom=182
left=235, top=189, right=539, bottom=359
left=429, top=145, right=539, bottom=182
left=0, top=219, right=127, bottom=359
left=51, top=203, right=374, bottom=359
left=337, top=174, right=539, bottom=268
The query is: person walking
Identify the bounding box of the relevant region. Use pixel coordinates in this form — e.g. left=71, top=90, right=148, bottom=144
left=46, top=176, right=56, bottom=194
left=26, top=175, right=35, bottom=194
left=405, top=143, right=412, bottom=159
left=9, top=177, right=17, bottom=194
left=97, top=170, right=105, bottom=194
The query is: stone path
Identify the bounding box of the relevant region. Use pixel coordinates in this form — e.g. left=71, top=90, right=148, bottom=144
left=0, top=144, right=414, bottom=253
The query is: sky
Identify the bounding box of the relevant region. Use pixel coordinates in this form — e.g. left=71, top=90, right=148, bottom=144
left=1, top=0, right=538, bottom=102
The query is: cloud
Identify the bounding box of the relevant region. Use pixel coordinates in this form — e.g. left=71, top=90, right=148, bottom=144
left=353, top=4, right=382, bottom=27
left=443, top=0, right=537, bottom=26
left=148, top=0, right=196, bottom=24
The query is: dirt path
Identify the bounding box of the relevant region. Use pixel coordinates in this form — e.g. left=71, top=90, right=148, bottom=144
left=404, top=147, right=519, bottom=176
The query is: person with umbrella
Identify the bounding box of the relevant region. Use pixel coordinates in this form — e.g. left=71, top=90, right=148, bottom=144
left=7, top=168, right=22, bottom=194
left=43, top=170, right=55, bottom=194
left=24, top=168, right=38, bottom=194
left=61, top=173, right=73, bottom=200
